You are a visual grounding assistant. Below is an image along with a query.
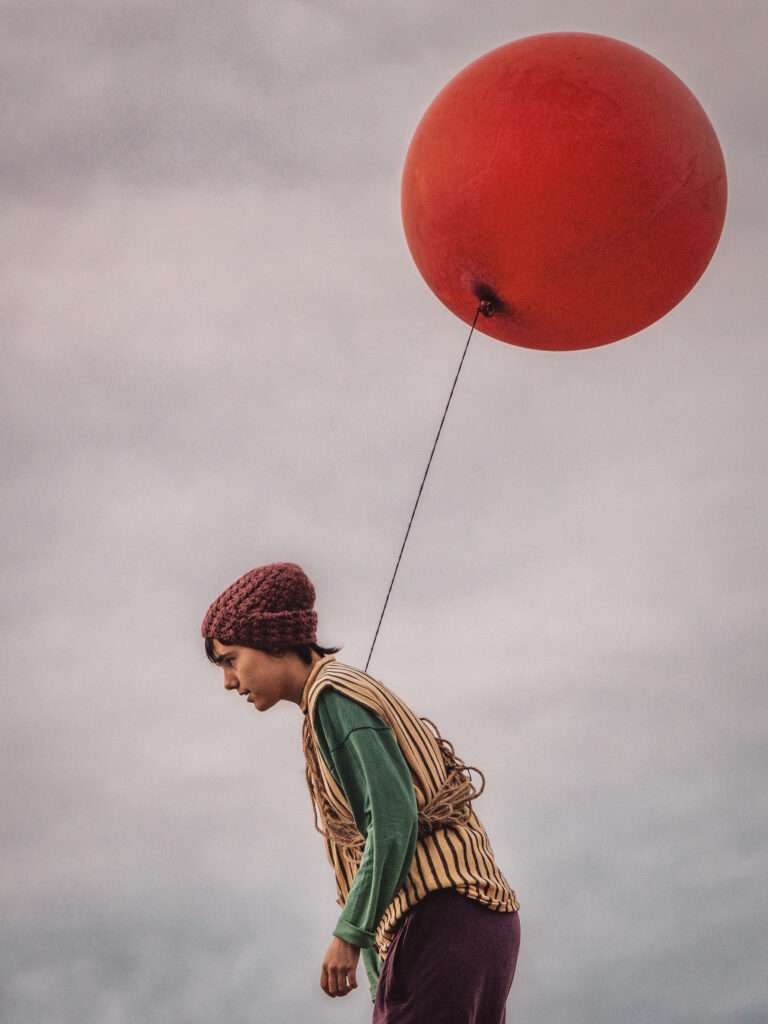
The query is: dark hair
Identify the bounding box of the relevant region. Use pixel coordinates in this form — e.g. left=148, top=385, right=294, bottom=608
left=204, top=635, right=340, bottom=666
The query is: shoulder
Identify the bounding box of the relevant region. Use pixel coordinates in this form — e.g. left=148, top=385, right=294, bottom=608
left=307, top=660, right=381, bottom=716
left=308, top=664, right=389, bottom=751
left=315, top=686, right=388, bottom=749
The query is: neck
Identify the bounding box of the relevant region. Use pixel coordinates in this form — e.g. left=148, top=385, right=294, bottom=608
left=286, top=650, right=323, bottom=705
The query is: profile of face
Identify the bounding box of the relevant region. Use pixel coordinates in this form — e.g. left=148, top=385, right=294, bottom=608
left=211, top=640, right=300, bottom=712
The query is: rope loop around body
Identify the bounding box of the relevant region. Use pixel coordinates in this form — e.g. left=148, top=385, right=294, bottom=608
left=417, top=716, right=486, bottom=838
left=302, top=716, right=366, bottom=858
left=302, top=712, right=486, bottom=855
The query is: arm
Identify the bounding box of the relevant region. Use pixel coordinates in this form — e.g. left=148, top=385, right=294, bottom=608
left=314, top=690, right=418, bottom=997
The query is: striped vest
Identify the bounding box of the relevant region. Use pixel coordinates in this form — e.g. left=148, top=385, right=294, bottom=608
left=301, top=657, right=519, bottom=957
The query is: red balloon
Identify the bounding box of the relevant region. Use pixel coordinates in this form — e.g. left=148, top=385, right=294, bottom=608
left=401, top=33, right=727, bottom=351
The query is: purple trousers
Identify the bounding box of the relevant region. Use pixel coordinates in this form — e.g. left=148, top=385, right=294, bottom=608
left=372, top=890, right=520, bottom=1023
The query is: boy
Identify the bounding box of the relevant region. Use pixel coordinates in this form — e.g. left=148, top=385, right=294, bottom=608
left=202, top=562, right=520, bottom=1022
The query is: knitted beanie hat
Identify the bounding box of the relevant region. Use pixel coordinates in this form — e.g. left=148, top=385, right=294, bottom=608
left=201, top=562, right=318, bottom=650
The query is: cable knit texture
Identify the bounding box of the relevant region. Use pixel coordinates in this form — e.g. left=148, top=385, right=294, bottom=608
left=201, top=562, right=317, bottom=649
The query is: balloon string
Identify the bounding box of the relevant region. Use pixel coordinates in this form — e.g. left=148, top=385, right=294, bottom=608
left=365, top=305, right=484, bottom=673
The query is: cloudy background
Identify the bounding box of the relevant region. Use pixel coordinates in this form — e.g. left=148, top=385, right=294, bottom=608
left=2, top=2, right=766, bottom=1022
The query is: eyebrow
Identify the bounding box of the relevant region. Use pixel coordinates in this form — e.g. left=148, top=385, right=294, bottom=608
left=206, top=640, right=229, bottom=666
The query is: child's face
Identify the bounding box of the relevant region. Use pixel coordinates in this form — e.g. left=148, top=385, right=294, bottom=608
left=212, top=640, right=300, bottom=712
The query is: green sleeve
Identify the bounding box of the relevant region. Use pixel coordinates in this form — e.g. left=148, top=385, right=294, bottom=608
left=313, top=689, right=418, bottom=998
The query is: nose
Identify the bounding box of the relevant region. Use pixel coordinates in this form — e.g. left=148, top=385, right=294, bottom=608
left=223, top=668, right=240, bottom=692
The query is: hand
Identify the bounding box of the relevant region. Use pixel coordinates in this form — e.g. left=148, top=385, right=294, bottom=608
left=320, top=936, right=360, bottom=998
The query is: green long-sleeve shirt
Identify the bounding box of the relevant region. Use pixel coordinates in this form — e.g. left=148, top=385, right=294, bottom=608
left=313, top=688, right=419, bottom=998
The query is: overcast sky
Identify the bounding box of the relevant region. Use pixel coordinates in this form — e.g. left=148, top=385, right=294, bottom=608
left=2, top=2, right=766, bottom=1022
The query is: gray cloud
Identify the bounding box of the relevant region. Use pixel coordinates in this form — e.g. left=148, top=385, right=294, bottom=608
left=2, top=2, right=767, bottom=1022
left=3, top=1, right=762, bottom=196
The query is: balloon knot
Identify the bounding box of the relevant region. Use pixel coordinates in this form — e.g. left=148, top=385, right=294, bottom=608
left=474, top=285, right=499, bottom=318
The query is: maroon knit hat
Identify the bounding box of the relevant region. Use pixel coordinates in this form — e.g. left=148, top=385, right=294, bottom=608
left=201, top=562, right=317, bottom=650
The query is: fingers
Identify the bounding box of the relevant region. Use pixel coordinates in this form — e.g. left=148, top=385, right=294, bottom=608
left=320, top=937, right=360, bottom=998
left=340, top=967, right=358, bottom=996
left=321, top=965, right=358, bottom=997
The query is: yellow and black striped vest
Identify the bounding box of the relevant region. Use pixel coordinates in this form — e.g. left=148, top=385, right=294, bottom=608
left=300, top=657, right=519, bottom=957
